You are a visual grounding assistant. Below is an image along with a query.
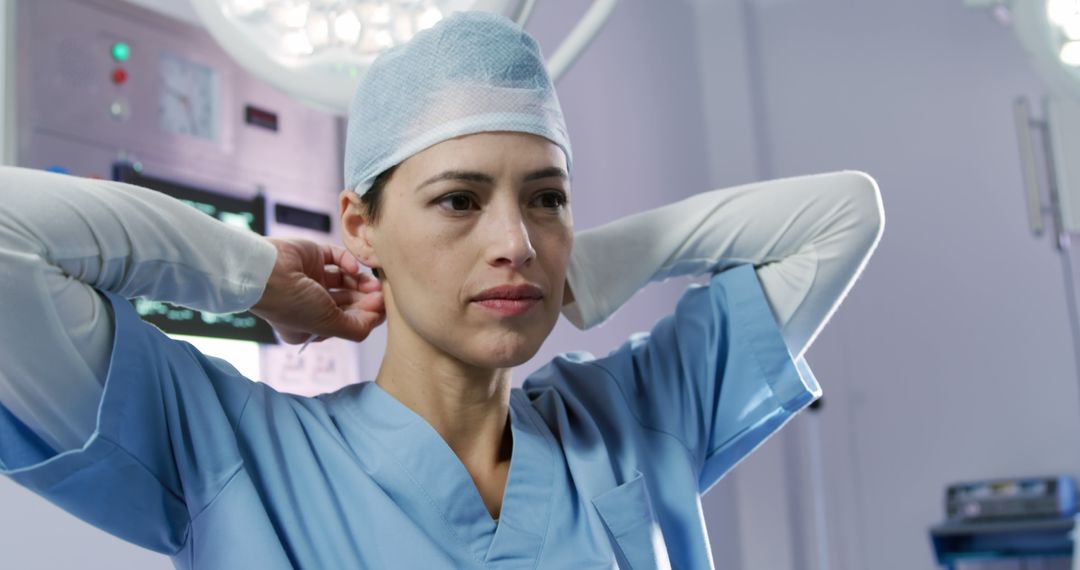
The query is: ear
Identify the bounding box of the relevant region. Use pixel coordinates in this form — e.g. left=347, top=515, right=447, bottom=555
left=339, top=189, right=382, bottom=272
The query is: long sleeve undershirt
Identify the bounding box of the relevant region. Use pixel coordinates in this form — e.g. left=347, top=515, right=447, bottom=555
left=0, top=167, right=278, bottom=452
left=0, top=166, right=883, bottom=454
left=560, top=170, right=884, bottom=362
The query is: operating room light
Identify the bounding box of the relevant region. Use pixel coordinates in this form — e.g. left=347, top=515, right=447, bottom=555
left=417, top=6, right=443, bottom=30
left=306, top=13, right=330, bottom=47
left=370, top=3, right=391, bottom=24
left=227, top=0, right=267, bottom=17
left=1063, top=19, right=1080, bottom=40
left=187, top=0, right=482, bottom=112
left=274, top=4, right=308, bottom=28
left=1048, top=0, right=1080, bottom=26
left=189, top=0, right=618, bottom=114
left=1063, top=41, right=1080, bottom=65
left=334, top=11, right=362, bottom=44
left=222, top=0, right=469, bottom=62
left=282, top=30, right=313, bottom=55
left=1045, top=0, right=1080, bottom=65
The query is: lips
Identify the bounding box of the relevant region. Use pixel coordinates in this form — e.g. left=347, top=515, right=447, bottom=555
left=471, top=283, right=544, bottom=302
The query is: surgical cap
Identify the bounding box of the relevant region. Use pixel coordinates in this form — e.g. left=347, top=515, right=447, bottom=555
left=343, top=10, right=572, bottom=196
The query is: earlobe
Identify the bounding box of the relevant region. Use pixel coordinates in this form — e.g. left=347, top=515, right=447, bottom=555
left=338, top=189, right=382, bottom=271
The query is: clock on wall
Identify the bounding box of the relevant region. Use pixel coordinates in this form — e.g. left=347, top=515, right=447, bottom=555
left=159, top=52, right=221, bottom=140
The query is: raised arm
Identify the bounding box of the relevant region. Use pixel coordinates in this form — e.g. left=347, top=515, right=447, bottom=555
left=561, top=170, right=884, bottom=361
left=0, top=167, right=279, bottom=451
left=0, top=167, right=391, bottom=453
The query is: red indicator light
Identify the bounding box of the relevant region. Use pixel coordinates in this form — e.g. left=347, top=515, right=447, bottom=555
left=111, top=68, right=128, bottom=85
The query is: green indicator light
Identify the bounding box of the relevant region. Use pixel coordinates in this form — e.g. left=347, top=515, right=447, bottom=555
left=111, top=42, right=131, bottom=62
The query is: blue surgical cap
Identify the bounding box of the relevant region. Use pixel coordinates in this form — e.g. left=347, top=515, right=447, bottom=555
left=343, top=10, right=572, bottom=196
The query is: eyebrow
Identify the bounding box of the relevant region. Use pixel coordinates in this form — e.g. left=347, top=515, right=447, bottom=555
left=416, top=166, right=568, bottom=192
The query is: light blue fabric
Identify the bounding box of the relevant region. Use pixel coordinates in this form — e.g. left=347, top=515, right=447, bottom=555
left=343, top=10, right=572, bottom=196
left=0, top=264, right=819, bottom=569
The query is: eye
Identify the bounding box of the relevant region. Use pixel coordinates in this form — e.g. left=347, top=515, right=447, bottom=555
left=435, top=192, right=478, bottom=213
left=531, top=190, right=568, bottom=211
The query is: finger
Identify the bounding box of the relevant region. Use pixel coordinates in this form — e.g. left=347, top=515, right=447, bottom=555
left=343, top=309, right=387, bottom=340
left=329, top=289, right=384, bottom=312
left=321, top=310, right=385, bottom=343
left=328, top=289, right=356, bottom=307
left=322, top=265, right=349, bottom=290
left=336, top=271, right=380, bottom=292
left=277, top=329, right=312, bottom=345
left=357, top=291, right=385, bottom=312
left=323, top=243, right=361, bottom=275
left=321, top=299, right=386, bottom=342
left=322, top=266, right=377, bottom=292
left=354, top=272, right=382, bottom=292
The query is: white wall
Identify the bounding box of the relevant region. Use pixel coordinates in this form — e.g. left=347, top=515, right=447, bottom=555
left=721, top=0, right=1080, bottom=568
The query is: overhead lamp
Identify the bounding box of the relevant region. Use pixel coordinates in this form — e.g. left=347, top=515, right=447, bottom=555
left=999, top=0, right=1080, bottom=100
left=189, top=0, right=618, bottom=115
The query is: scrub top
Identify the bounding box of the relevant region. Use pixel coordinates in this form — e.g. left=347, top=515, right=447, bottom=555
left=0, top=264, right=820, bottom=569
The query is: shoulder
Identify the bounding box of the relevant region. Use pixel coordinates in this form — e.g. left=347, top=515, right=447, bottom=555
left=98, top=289, right=260, bottom=425
left=519, top=348, right=651, bottom=439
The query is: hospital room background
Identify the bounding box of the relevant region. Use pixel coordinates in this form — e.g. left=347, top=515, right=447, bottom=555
left=0, top=0, right=1075, bottom=568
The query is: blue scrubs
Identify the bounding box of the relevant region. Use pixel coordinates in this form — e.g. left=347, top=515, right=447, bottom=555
left=0, top=264, right=819, bottom=569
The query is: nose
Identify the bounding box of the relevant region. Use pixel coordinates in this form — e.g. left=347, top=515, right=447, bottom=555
left=485, top=201, right=536, bottom=270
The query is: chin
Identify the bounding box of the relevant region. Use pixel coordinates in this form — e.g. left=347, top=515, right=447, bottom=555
left=466, top=333, right=546, bottom=369
left=477, top=344, right=542, bottom=369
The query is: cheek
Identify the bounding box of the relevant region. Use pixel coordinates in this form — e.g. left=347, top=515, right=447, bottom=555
left=536, top=224, right=573, bottom=269
left=394, top=225, right=464, bottom=296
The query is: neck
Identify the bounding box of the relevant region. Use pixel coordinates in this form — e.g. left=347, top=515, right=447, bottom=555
left=374, top=317, right=513, bottom=472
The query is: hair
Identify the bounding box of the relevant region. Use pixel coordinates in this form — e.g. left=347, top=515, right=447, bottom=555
left=358, top=164, right=399, bottom=279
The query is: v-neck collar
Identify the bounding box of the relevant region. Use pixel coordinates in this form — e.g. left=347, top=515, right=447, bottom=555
left=334, top=381, right=555, bottom=565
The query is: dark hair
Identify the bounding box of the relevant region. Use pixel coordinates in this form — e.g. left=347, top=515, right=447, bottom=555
left=359, top=165, right=399, bottom=279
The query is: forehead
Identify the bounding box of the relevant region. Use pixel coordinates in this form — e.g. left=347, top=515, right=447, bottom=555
left=397, top=132, right=567, bottom=180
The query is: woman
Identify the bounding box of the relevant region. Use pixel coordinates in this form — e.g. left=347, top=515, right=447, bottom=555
left=0, top=11, right=882, bottom=569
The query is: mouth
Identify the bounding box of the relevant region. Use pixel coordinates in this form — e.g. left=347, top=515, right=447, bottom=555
left=471, top=283, right=544, bottom=317
left=472, top=298, right=541, bottom=316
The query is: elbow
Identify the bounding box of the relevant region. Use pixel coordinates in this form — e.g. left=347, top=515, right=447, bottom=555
left=839, top=170, right=885, bottom=255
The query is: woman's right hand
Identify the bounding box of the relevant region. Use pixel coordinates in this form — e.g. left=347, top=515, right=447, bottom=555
left=250, top=237, right=385, bottom=345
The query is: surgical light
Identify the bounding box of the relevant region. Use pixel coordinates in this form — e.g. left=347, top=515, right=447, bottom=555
left=1048, top=0, right=1080, bottom=63
left=1048, top=0, right=1080, bottom=27
left=969, top=0, right=1080, bottom=99
left=189, top=0, right=618, bottom=114
left=1063, top=41, right=1080, bottom=65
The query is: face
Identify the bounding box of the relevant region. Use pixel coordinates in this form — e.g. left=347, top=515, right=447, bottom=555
left=340, top=131, right=573, bottom=369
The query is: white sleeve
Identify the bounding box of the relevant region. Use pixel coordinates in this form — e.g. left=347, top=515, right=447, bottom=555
left=0, top=166, right=277, bottom=452
left=561, top=170, right=884, bottom=361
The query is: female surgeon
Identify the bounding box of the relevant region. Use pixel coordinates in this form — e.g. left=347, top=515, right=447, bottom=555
left=0, top=10, right=883, bottom=569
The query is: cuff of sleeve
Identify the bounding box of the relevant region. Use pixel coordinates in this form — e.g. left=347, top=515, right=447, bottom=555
left=229, top=235, right=277, bottom=311
left=697, top=265, right=822, bottom=492
left=722, top=264, right=822, bottom=411
left=561, top=240, right=605, bottom=330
